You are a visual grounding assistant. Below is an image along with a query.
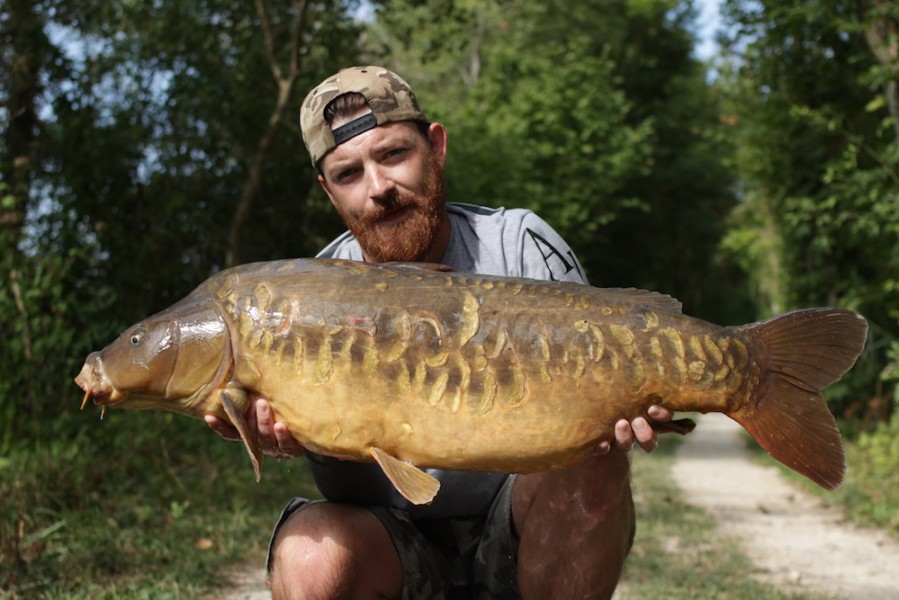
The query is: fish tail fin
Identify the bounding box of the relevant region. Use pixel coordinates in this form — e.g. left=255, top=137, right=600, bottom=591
left=730, top=308, right=867, bottom=490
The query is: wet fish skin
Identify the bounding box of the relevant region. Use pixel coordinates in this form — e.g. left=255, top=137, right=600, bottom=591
left=75, top=258, right=868, bottom=504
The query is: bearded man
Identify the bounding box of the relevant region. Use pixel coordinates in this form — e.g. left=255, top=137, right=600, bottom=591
left=207, top=66, right=672, bottom=600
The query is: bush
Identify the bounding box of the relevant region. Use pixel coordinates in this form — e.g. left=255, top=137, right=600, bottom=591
left=0, top=411, right=318, bottom=598
left=836, top=415, right=899, bottom=534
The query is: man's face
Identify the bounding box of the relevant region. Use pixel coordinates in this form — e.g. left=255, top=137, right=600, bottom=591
left=318, top=117, right=449, bottom=264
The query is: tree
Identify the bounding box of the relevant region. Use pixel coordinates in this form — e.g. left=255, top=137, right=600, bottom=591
left=369, top=0, right=744, bottom=320
left=1, top=0, right=48, bottom=267
left=861, top=0, right=899, bottom=140
left=0, top=0, right=367, bottom=448
left=720, top=0, right=899, bottom=417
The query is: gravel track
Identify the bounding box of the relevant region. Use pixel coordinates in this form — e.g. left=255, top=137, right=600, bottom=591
left=671, top=413, right=899, bottom=600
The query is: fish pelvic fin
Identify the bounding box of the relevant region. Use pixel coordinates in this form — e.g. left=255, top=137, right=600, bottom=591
left=369, top=447, right=440, bottom=505
left=220, top=386, right=263, bottom=482
left=731, top=308, right=868, bottom=490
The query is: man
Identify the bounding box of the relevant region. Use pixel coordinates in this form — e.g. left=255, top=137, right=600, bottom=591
left=207, top=66, right=673, bottom=599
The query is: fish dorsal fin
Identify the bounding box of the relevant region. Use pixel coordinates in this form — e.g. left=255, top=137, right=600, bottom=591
left=220, top=387, right=263, bottom=482
left=369, top=447, right=440, bottom=505
left=594, top=287, right=683, bottom=314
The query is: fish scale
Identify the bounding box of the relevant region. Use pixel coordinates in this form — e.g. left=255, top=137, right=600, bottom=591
left=75, top=258, right=867, bottom=505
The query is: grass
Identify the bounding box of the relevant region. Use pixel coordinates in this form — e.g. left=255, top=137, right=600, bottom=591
left=617, top=436, right=827, bottom=600
left=834, top=420, right=899, bottom=534
left=5, top=405, right=890, bottom=598
left=1, top=409, right=318, bottom=599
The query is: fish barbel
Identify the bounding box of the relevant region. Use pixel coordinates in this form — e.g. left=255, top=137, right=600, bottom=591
left=74, top=258, right=867, bottom=504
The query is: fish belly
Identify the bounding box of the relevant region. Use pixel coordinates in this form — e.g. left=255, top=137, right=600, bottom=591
left=217, top=259, right=748, bottom=473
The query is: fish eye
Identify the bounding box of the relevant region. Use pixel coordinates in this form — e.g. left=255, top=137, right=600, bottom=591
left=130, top=329, right=144, bottom=345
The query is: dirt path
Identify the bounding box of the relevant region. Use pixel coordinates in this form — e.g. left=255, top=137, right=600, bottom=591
left=209, top=563, right=269, bottom=599
left=216, top=413, right=899, bottom=599
left=671, top=413, right=899, bottom=600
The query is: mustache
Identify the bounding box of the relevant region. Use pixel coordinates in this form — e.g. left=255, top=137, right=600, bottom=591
left=360, top=194, right=417, bottom=226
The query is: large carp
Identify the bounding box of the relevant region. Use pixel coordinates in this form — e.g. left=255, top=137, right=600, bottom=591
left=75, top=258, right=867, bottom=504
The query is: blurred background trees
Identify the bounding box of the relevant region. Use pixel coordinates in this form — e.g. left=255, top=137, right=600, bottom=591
left=719, top=0, right=899, bottom=420
left=1, top=0, right=896, bottom=447
left=3, top=0, right=899, bottom=592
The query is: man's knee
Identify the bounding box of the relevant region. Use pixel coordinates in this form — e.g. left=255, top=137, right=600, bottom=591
left=268, top=503, right=402, bottom=600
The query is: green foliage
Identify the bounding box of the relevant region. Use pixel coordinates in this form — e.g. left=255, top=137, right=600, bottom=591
left=445, top=30, right=655, bottom=242
left=838, top=414, right=899, bottom=533
left=0, top=4, right=358, bottom=590
left=720, top=0, right=899, bottom=417
left=0, top=247, right=117, bottom=453
left=2, top=0, right=898, bottom=592
left=720, top=190, right=787, bottom=315
left=371, top=0, right=655, bottom=233
left=1, top=0, right=366, bottom=446
left=0, top=412, right=319, bottom=597
left=369, top=0, right=745, bottom=321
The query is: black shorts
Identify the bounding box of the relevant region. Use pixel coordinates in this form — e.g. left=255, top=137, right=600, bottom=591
left=267, top=475, right=520, bottom=600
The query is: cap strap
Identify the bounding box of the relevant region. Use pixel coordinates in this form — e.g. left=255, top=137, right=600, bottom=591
left=331, top=113, right=377, bottom=145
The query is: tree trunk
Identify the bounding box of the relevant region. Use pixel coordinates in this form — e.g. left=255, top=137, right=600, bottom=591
left=225, top=0, right=311, bottom=267
left=863, top=2, right=899, bottom=142
left=2, top=0, right=46, bottom=267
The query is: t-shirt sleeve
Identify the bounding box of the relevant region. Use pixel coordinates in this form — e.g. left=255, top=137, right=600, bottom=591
left=316, top=230, right=364, bottom=261
left=514, top=212, right=589, bottom=284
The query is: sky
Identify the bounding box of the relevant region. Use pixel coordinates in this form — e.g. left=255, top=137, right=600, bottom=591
left=695, top=0, right=722, bottom=60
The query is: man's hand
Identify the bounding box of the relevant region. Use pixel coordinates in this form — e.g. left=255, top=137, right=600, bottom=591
left=595, top=405, right=674, bottom=454
left=204, top=397, right=306, bottom=460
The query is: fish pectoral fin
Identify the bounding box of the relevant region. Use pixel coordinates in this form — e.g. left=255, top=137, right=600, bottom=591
left=220, top=387, right=263, bottom=483
left=369, top=447, right=440, bottom=505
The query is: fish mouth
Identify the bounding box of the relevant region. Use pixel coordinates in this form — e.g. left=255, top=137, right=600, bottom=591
left=75, top=358, right=126, bottom=416
left=77, top=381, right=127, bottom=421
left=78, top=387, right=126, bottom=408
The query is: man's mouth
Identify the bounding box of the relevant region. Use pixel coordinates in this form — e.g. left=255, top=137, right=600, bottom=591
left=379, top=205, right=412, bottom=225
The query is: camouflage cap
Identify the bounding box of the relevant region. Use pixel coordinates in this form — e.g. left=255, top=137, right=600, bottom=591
left=300, top=66, right=428, bottom=166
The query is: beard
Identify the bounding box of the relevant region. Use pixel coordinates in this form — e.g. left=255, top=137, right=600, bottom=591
left=335, top=154, right=447, bottom=263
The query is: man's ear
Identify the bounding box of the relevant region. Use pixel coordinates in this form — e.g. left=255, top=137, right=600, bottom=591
left=427, top=122, right=448, bottom=169
left=318, top=174, right=338, bottom=209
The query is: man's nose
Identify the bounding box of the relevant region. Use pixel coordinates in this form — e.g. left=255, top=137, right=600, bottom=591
left=366, top=165, right=396, bottom=201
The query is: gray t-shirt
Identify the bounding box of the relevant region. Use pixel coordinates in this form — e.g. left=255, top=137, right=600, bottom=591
left=310, top=203, right=587, bottom=519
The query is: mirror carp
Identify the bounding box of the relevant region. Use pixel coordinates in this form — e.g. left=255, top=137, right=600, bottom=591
left=75, top=258, right=868, bottom=504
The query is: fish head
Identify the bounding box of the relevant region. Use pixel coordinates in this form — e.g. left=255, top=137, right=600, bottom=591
left=75, top=299, right=230, bottom=417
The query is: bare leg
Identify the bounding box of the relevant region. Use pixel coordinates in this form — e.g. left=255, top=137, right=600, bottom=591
left=268, top=503, right=403, bottom=600
left=512, top=450, right=634, bottom=600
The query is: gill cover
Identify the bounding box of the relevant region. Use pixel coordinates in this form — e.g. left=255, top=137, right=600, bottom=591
left=166, top=306, right=229, bottom=398
left=100, top=316, right=180, bottom=397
